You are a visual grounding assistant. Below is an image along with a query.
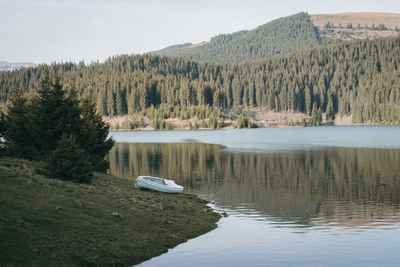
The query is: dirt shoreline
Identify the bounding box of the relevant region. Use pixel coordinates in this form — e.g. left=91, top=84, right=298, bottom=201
left=104, top=109, right=376, bottom=131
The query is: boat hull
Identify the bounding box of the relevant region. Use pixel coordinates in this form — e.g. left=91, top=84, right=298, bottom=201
left=136, top=176, right=184, bottom=193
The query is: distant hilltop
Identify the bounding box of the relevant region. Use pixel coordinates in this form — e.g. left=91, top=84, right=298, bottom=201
left=311, top=12, right=400, bottom=30
left=311, top=12, right=400, bottom=42
left=150, top=12, right=400, bottom=63
left=0, top=61, right=36, bottom=72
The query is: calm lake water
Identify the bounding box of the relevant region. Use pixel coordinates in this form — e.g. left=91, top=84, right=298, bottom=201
left=109, top=126, right=400, bottom=267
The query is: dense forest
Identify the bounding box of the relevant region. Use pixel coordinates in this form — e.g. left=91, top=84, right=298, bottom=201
left=1, top=36, right=400, bottom=123
left=151, top=12, right=323, bottom=63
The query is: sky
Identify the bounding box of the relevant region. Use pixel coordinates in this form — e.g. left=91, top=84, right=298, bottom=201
left=1, top=0, right=399, bottom=64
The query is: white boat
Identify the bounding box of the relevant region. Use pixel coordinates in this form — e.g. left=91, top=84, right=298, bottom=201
left=135, top=176, right=184, bottom=193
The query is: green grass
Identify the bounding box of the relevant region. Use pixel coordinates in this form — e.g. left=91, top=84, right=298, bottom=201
left=0, top=157, right=220, bottom=266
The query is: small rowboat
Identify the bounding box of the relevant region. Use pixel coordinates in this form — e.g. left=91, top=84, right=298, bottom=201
left=135, top=176, right=184, bottom=193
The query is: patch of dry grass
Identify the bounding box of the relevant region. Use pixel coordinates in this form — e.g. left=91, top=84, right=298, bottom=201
left=311, top=12, right=400, bottom=29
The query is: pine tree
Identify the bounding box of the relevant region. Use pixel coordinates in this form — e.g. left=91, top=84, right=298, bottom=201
left=2, top=90, right=35, bottom=158
left=43, top=134, right=92, bottom=183
left=301, top=118, right=308, bottom=127
left=80, top=98, right=115, bottom=172
left=305, top=86, right=312, bottom=115
left=29, top=74, right=82, bottom=157
left=2, top=74, right=114, bottom=182
left=325, top=96, right=335, bottom=121
left=237, top=114, right=246, bottom=129
left=310, top=103, right=322, bottom=126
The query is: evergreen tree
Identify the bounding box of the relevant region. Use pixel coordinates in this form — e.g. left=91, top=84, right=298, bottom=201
left=1, top=90, right=35, bottom=158
left=1, top=74, right=114, bottom=182
left=29, top=74, right=82, bottom=158
left=301, top=118, right=308, bottom=127
left=80, top=98, right=115, bottom=172
left=237, top=114, right=246, bottom=129
left=218, top=119, right=224, bottom=129
left=310, top=103, right=322, bottom=126
left=43, top=134, right=92, bottom=183
left=152, top=118, right=160, bottom=130
left=325, top=96, right=335, bottom=121
left=305, top=86, right=312, bottom=115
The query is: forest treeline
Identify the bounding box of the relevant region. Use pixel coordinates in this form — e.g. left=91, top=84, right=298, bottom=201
left=151, top=12, right=323, bottom=63
left=1, top=36, right=400, bottom=123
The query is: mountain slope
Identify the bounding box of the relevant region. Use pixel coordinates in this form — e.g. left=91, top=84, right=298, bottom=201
left=1, top=36, right=400, bottom=124
left=151, top=12, right=400, bottom=63
left=151, top=12, right=321, bottom=63
left=151, top=43, right=193, bottom=57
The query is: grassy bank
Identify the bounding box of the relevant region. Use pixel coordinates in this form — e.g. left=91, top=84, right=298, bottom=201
left=0, top=157, right=220, bottom=266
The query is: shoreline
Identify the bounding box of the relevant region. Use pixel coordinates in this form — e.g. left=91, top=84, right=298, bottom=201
left=0, top=157, right=220, bottom=266
left=105, top=111, right=398, bottom=131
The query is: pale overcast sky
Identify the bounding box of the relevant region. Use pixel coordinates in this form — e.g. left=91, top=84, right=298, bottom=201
left=1, top=0, right=399, bottom=64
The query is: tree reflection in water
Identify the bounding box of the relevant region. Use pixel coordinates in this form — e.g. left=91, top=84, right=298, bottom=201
left=108, top=143, right=400, bottom=229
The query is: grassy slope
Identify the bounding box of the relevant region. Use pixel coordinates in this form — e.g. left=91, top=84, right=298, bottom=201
left=311, top=12, right=400, bottom=29
left=149, top=43, right=192, bottom=57
left=311, top=13, right=400, bottom=43
left=0, top=157, right=220, bottom=266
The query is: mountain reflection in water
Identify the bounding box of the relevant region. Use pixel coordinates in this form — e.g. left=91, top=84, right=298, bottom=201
left=108, top=142, right=400, bottom=230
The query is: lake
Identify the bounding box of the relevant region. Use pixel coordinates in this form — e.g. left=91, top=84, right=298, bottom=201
left=109, top=126, right=400, bottom=266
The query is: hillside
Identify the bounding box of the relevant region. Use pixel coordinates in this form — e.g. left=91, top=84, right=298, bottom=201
left=0, top=157, right=219, bottom=266
left=311, top=12, right=400, bottom=30
left=152, top=43, right=193, bottom=57
left=151, top=12, right=400, bottom=63
left=1, top=36, right=400, bottom=124
left=151, top=12, right=321, bottom=63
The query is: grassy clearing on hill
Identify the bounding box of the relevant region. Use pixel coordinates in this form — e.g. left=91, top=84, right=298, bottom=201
left=311, top=12, right=400, bottom=30
left=0, top=157, right=220, bottom=266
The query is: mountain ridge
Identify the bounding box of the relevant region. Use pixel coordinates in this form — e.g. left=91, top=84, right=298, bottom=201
left=151, top=12, right=321, bottom=63
left=150, top=12, right=400, bottom=63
